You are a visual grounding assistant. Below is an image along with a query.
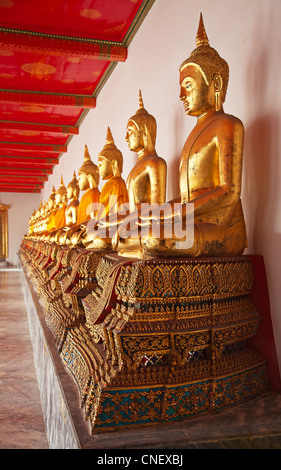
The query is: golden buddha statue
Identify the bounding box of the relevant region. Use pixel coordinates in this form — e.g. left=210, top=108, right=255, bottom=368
left=54, top=176, right=67, bottom=230
left=43, top=202, right=49, bottom=230
left=58, top=172, right=80, bottom=245
left=116, top=91, right=167, bottom=258
left=46, top=186, right=57, bottom=233
left=27, top=209, right=36, bottom=236
left=77, top=145, right=100, bottom=224
left=65, top=171, right=80, bottom=226
left=45, top=177, right=67, bottom=243
left=84, top=127, right=128, bottom=249
left=65, top=145, right=100, bottom=246
left=142, top=14, right=247, bottom=258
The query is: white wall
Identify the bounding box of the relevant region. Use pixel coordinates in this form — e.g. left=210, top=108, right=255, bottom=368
left=0, top=192, right=40, bottom=265
left=40, top=0, right=281, bottom=371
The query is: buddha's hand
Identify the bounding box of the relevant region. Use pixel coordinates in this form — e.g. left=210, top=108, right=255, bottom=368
left=85, top=218, right=98, bottom=238
left=138, top=202, right=173, bottom=226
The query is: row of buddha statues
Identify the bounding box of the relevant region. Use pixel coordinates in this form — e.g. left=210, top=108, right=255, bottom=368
left=19, top=15, right=268, bottom=433
left=25, top=13, right=247, bottom=260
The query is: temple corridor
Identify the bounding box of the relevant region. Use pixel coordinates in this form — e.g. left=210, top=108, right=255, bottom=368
left=0, top=268, right=49, bottom=449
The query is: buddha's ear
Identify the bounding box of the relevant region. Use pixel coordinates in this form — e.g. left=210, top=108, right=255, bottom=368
left=112, top=158, right=121, bottom=177
left=213, top=73, right=223, bottom=93
left=213, top=73, right=223, bottom=110
left=87, top=173, right=94, bottom=187
left=142, top=124, right=154, bottom=151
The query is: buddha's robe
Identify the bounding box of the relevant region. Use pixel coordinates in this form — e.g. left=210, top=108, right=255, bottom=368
left=85, top=176, right=128, bottom=247
left=54, top=204, right=66, bottom=230
left=47, top=212, right=56, bottom=232
left=77, top=187, right=101, bottom=225
left=98, top=176, right=128, bottom=221
left=65, top=199, right=79, bottom=226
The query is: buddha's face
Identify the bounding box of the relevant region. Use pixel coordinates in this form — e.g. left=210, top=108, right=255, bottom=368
left=98, top=155, right=112, bottom=180
left=180, top=64, right=215, bottom=117
left=78, top=172, right=88, bottom=190
left=48, top=199, right=54, bottom=210
left=66, top=186, right=73, bottom=199
left=55, top=193, right=61, bottom=205
left=125, top=121, right=144, bottom=152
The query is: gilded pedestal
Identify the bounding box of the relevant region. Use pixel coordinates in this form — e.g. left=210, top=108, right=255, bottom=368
left=60, top=254, right=269, bottom=433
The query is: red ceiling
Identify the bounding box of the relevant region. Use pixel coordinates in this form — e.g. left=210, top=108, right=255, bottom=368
left=0, top=0, right=155, bottom=193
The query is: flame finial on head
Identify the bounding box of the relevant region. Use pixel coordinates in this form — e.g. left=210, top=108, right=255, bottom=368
left=139, top=89, right=144, bottom=109
left=84, top=144, right=91, bottom=161
left=49, top=186, right=56, bottom=201
left=196, top=13, right=209, bottom=47
left=106, top=126, right=114, bottom=144
left=67, top=170, right=79, bottom=194
left=78, top=144, right=98, bottom=181
left=57, top=174, right=67, bottom=197
left=99, top=126, right=123, bottom=172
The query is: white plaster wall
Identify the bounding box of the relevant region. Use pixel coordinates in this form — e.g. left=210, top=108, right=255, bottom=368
left=0, top=192, right=40, bottom=265
left=40, top=0, right=281, bottom=371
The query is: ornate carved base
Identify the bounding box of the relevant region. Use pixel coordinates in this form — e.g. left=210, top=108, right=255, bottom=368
left=43, top=248, right=112, bottom=351
left=91, top=356, right=267, bottom=432
left=59, top=254, right=269, bottom=433
left=19, top=239, right=271, bottom=434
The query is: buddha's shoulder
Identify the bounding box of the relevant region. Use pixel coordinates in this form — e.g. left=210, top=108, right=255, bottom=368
left=213, top=112, right=244, bottom=130
left=145, top=154, right=167, bottom=168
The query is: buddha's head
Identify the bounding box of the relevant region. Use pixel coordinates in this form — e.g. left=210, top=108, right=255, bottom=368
left=55, top=176, right=67, bottom=205
left=67, top=171, right=80, bottom=200
left=179, top=13, right=229, bottom=117
left=48, top=186, right=56, bottom=210
left=98, top=127, right=123, bottom=180
left=39, top=201, right=44, bottom=217
left=125, top=90, right=157, bottom=155
left=78, top=145, right=99, bottom=190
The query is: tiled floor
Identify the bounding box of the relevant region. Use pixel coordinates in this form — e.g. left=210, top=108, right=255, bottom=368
left=0, top=269, right=49, bottom=449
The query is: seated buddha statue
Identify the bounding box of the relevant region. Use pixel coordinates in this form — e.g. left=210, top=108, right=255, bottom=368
left=47, top=176, right=67, bottom=243
left=54, top=176, right=67, bottom=229
left=66, top=145, right=101, bottom=246
left=39, top=202, right=48, bottom=240
left=31, top=204, right=40, bottom=236
left=116, top=91, right=167, bottom=258
left=46, top=186, right=57, bottom=234
left=27, top=209, right=36, bottom=236
left=142, top=14, right=247, bottom=258
left=57, top=171, right=80, bottom=245
left=65, top=171, right=80, bottom=226
left=83, top=127, right=129, bottom=249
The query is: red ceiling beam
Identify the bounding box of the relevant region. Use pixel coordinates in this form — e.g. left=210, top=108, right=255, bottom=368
left=0, top=188, right=41, bottom=193
left=0, top=157, right=58, bottom=167
left=0, top=182, right=43, bottom=189
left=0, top=121, right=79, bottom=135
left=0, top=175, right=47, bottom=183
left=0, top=167, right=52, bottom=176
left=0, top=181, right=44, bottom=189
left=0, top=141, right=66, bottom=153
left=0, top=29, right=127, bottom=63
left=0, top=89, right=96, bottom=109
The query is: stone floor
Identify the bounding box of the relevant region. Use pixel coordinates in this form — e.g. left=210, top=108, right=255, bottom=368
left=0, top=269, right=49, bottom=449
left=1, top=268, right=281, bottom=450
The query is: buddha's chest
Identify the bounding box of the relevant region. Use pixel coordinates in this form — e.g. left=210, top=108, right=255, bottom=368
left=127, top=169, right=150, bottom=205
left=180, top=134, right=220, bottom=199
